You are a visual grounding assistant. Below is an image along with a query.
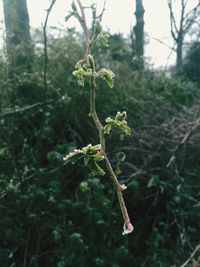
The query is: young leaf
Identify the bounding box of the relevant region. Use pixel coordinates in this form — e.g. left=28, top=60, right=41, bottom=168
left=91, top=161, right=105, bottom=176
left=104, top=111, right=131, bottom=135
left=99, top=33, right=109, bottom=47
left=97, top=68, right=115, bottom=88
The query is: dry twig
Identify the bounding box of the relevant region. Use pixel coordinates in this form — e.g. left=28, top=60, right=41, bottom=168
left=179, top=244, right=200, bottom=267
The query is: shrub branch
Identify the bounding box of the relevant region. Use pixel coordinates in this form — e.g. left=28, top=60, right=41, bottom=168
left=65, top=0, right=133, bottom=235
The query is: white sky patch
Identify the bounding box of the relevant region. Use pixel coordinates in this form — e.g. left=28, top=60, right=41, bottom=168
left=0, top=0, right=199, bottom=68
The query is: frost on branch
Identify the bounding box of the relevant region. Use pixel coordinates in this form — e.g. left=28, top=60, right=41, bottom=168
left=122, top=222, right=134, bottom=235
left=104, top=111, right=131, bottom=135
left=97, top=68, right=115, bottom=88
left=63, top=144, right=105, bottom=175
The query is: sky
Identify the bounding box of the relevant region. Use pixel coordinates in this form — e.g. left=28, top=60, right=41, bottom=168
left=0, top=0, right=198, bottom=68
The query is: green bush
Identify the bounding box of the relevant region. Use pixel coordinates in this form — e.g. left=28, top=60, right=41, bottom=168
left=0, top=29, right=200, bottom=266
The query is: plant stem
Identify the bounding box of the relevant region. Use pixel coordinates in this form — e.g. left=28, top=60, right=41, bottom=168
left=90, top=77, right=131, bottom=228
left=104, top=155, right=131, bottom=225
left=76, top=0, right=133, bottom=233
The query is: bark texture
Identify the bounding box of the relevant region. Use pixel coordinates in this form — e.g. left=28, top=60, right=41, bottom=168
left=3, top=0, right=33, bottom=76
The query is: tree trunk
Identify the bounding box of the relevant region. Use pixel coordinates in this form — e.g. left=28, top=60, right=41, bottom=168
left=132, top=0, right=145, bottom=70
left=3, top=0, right=33, bottom=76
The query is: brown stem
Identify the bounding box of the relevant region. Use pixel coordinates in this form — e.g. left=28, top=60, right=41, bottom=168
left=90, top=76, right=132, bottom=230
left=76, top=0, right=133, bottom=234
left=104, top=155, right=131, bottom=225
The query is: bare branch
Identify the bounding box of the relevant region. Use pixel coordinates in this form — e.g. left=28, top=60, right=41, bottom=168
left=43, top=0, right=57, bottom=101
left=76, top=0, right=89, bottom=42
left=179, top=0, right=187, bottom=33
left=96, top=0, right=106, bottom=22
left=179, top=244, right=200, bottom=267
left=183, top=2, right=200, bottom=33
left=167, top=0, right=179, bottom=40
left=0, top=99, right=53, bottom=119
left=146, top=33, right=176, bottom=51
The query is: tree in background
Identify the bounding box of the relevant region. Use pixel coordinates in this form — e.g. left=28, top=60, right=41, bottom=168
left=167, top=0, right=200, bottom=73
left=131, top=0, right=145, bottom=70
left=183, top=41, right=200, bottom=84
left=3, top=0, right=34, bottom=76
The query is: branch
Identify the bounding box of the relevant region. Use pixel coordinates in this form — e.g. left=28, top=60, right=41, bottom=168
left=183, top=2, right=200, bottom=33
left=146, top=33, right=176, bottom=51
left=0, top=99, right=53, bottom=119
left=96, top=0, right=106, bottom=22
left=167, top=0, right=179, bottom=40
left=0, top=163, right=70, bottom=200
left=167, top=116, right=200, bottom=167
left=89, top=79, right=132, bottom=228
left=179, top=244, right=200, bottom=267
left=180, top=0, right=187, bottom=28
left=76, top=0, right=89, bottom=42
left=43, top=0, right=57, bottom=101
left=175, top=116, right=200, bottom=152
left=74, top=1, right=133, bottom=234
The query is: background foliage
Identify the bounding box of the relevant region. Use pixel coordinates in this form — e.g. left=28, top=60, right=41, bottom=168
left=0, top=25, right=200, bottom=266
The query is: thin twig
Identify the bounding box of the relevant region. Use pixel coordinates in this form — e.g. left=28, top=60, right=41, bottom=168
left=76, top=1, right=133, bottom=233
left=0, top=99, right=53, bottom=119
left=76, top=0, right=89, bottom=42
left=97, top=0, right=106, bottom=22
left=0, top=163, right=70, bottom=200
left=146, top=33, right=175, bottom=51
left=179, top=244, right=200, bottom=267
left=43, top=0, right=57, bottom=102
left=174, top=116, right=200, bottom=153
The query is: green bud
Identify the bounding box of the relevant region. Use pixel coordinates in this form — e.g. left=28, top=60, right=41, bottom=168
left=104, top=111, right=131, bottom=135
left=73, top=68, right=85, bottom=77
left=115, top=111, right=127, bottom=121
left=87, top=55, right=95, bottom=71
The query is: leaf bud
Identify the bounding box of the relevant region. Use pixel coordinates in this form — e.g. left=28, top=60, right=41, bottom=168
left=87, top=54, right=95, bottom=71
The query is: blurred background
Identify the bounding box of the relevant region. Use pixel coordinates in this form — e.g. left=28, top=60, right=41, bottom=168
left=0, top=0, right=200, bottom=266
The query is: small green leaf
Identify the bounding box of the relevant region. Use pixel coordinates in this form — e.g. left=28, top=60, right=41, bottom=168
left=93, top=154, right=104, bottom=162
left=90, top=144, right=101, bottom=152
left=115, top=111, right=127, bottom=121
left=82, top=144, right=92, bottom=154
left=63, top=144, right=104, bottom=170
left=72, top=66, right=94, bottom=87
left=75, top=59, right=85, bottom=69
left=97, top=68, right=115, bottom=88
left=104, top=124, right=112, bottom=134
left=87, top=55, right=95, bottom=70
left=105, top=117, right=113, bottom=123
left=104, top=111, right=131, bottom=135
left=91, top=161, right=105, bottom=176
